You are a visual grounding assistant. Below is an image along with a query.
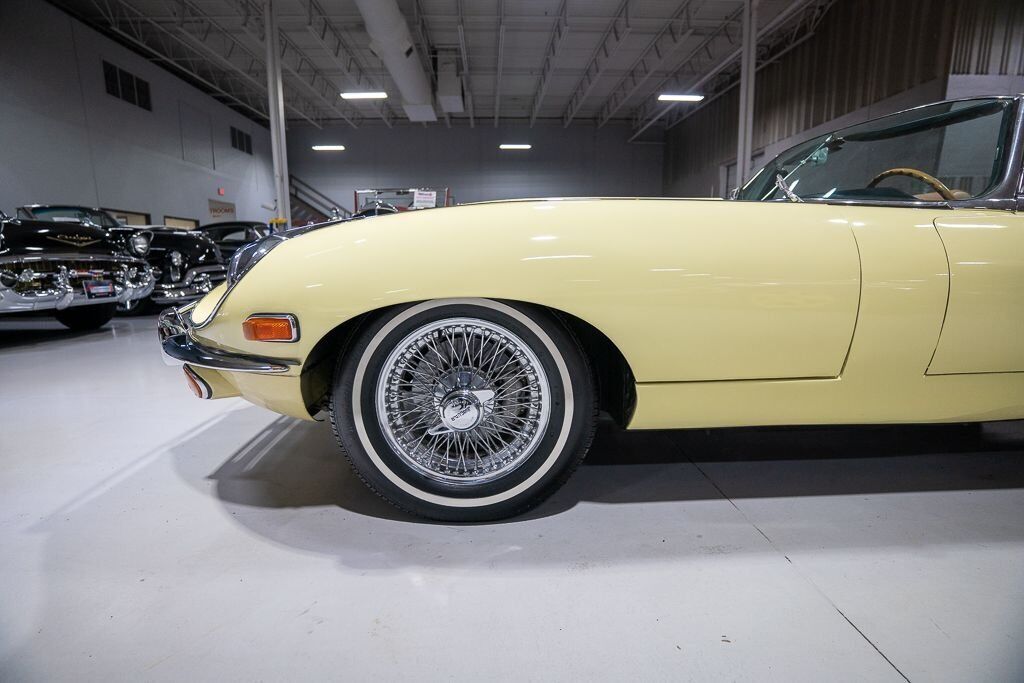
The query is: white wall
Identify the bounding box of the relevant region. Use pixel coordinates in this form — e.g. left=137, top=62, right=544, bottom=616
left=0, top=0, right=275, bottom=225
left=286, top=122, right=663, bottom=212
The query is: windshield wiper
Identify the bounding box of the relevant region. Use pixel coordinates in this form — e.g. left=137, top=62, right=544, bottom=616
left=775, top=174, right=803, bottom=203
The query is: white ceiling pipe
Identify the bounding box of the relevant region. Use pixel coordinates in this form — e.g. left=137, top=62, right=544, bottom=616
left=352, top=0, right=436, bottom=122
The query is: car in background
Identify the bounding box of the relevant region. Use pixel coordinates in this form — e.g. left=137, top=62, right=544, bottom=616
left=17, top=206, right=227, bottom=313
left=17, top=205, right=153, bottom=259
left=351, top=201, right=399, bottom=219
left=0, top=210, right=153, bottom=329
left=114, top=226, right=226, bottom=313
left=197, top=221, right=271, bottom=260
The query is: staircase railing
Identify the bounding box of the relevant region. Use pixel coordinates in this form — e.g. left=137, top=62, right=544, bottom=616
left=289, top=175, right=352, bottom=220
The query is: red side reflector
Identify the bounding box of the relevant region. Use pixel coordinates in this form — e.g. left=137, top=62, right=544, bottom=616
left=183, top=366, right=209, bottom=399
left=242, top=315, right=297, bottom=342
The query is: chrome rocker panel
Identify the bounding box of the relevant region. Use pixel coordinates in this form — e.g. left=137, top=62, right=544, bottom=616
left=158, top=306, right=297, bottom=374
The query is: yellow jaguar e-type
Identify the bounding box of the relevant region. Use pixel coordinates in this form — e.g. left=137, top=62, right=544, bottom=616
left=160, top=96, right=1024, bottom=520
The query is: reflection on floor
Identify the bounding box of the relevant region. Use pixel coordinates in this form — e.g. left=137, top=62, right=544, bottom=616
left=2, top=316, right=1023, bottom=681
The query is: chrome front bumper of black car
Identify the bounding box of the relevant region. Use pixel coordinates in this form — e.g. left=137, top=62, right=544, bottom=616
left=158, top=306, right=297, bottom=374
left=0, top=256, right=155, bottom=314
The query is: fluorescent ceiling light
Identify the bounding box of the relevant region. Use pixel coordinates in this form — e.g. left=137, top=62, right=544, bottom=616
left=340, top=91, right=387, bottom=100
left=499, top=144, right=532, bottom=150
left=658, top=93, right=704, bottom=102
left=312, top=145, right=346, bottom=151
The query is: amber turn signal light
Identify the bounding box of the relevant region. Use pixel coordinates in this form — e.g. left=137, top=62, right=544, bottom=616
left=242, top=314, right=299, bottom=342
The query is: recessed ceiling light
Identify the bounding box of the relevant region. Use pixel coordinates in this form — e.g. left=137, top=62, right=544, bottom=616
left=340, top=91, right=388, bottom=100
left=499, top=144, right=532, bottom=150
left=658, top=93, right=704, bottom=102
left=312, top=145, right=346, bottom=151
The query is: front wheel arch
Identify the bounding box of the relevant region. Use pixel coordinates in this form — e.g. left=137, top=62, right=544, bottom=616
left=299, top=299, right=636, bottom=425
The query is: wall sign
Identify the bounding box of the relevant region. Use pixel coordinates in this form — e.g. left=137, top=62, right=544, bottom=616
left=412, top=189, right=437, bottom=209
left=208, top=199, right=236, bottom=221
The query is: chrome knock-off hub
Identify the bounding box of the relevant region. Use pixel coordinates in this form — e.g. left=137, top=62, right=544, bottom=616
left=438, top=391, right=485, bottom=431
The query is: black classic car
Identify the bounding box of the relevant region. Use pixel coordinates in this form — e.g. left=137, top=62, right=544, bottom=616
left=0, top=210, right=153, bottom=329
left=18, top=206, right=227, bottom=312
left=196, top=221, right=271, bottom=259
left=113, top=225, right=226, bottom=312
left=352, top=200, right=399, bottom=218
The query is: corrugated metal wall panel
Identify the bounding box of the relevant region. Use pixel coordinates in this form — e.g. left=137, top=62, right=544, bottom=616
left=950, top=0, right=1024, bottom=76
left=664, top=0, right=969, bottom=197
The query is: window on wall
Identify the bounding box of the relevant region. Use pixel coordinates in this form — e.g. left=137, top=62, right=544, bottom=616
left=102, top=208, right=151, bottom=226
left=103, top=60, right=151, bottom=111
left=164, top=216, right=199, bottom=230
left=231, top=126, right=252, bottom=154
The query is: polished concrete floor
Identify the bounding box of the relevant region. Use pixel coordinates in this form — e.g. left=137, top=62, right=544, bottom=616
left=2, top=315, right=1023, bottom=681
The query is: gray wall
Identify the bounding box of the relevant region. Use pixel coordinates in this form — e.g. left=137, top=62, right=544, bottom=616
left=286, top=123, right=663, bottom=212
left=0, top=0, right=275, bottom=225
left=947, top=0, right=1024, bottom=98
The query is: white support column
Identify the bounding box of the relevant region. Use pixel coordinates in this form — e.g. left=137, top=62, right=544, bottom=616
left=264, top=0, right=291, bottom=228
left=736, top=0, right=758, bottom=187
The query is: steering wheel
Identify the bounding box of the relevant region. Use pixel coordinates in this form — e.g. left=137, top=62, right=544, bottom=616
left=867, top=167, right=957, bottom=201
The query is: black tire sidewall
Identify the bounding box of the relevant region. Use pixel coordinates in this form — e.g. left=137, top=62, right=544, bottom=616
left=331, top=299, right=594, bottom=520
left=54, top=303, right=117, bottom=330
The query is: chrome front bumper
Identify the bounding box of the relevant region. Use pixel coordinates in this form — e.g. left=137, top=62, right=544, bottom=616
left=158, top=306, right=297, bottom=374
left=0, top=260, right=155, bottom=314
left=151, top=266, right=227, bottom=305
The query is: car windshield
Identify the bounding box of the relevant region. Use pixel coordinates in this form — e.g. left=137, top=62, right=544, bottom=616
left=206, top=227, right=251, bottom=242
left=737, top=98, right=1016, bottom=203
left=28, top=206, right=122, bottom=228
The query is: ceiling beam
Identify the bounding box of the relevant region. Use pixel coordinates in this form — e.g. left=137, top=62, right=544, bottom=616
left=562, top=1, right=631, bottom=127
left=662, top=0, right=837, bottom=131
left=411, top=0, right=451, bottom=127
left=629, top=0, right=831, bottom=141
left=627, top=5, right=744, bottom=141
left=493, top=0, right=505, bottom=127
left=92, top=0, right=326, bottom=126
left=224, top=0, right=361, bottom=128
left=457, top=0, right=475, bottom=127
left=595, top=0, right=701, bottom=127
left=304, top=0, right=394, bottom=126
left=88, top=0, right=272, bottom=122
left=160, top=0, right=327, bottom=126
left=528, top=0, right=569, bottom=127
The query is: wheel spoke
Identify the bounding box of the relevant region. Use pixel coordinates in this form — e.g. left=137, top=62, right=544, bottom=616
left=376, top=317, right=551, bottom=485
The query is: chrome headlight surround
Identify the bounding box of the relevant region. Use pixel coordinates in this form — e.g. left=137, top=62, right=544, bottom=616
left=128, top=231, right=151, bottom=257
left=169, top=250, right=184, bottom=267
left=226, top=234, right=286, bottom=286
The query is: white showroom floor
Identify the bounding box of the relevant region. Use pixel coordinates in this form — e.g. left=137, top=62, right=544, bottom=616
left=2, top=315, right=1023, bottom=681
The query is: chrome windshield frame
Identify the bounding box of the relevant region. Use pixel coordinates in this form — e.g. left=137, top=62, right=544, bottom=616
left=736, top=95, right=1024, bottom=210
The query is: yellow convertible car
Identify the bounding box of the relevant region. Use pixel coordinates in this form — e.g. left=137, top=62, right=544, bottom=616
left=160, top=95, right=1024, bottom=520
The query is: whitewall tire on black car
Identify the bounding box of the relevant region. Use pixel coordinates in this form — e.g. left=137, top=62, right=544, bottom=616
left=330, top=298, right=597, bottom=521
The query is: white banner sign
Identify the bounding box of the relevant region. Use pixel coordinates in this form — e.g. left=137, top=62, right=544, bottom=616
left=412, top=190, right=437, bottom=209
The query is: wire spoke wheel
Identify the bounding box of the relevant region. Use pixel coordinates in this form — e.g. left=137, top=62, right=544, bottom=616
left=376, top=317, right=551, bottom=485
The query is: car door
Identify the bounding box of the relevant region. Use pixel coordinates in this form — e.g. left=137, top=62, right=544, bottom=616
left=927, top=210, right=1024, bottom=374
left=584, top=200, right=863, bottom=383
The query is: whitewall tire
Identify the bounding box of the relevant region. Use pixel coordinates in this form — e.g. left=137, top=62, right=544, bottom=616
left=330, top=299, right=597, bottom=521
